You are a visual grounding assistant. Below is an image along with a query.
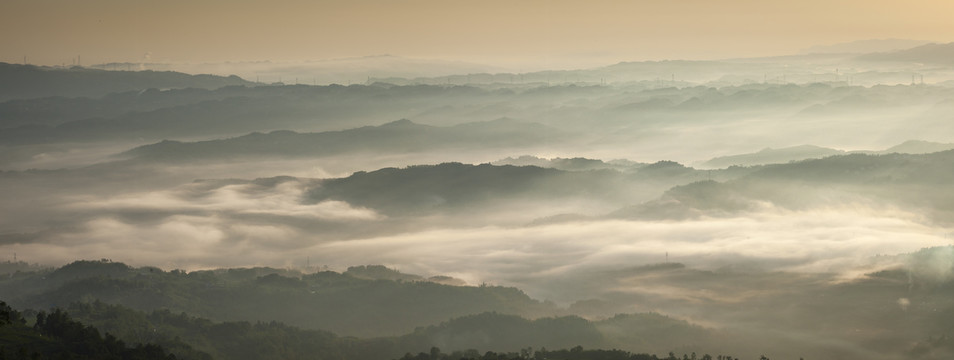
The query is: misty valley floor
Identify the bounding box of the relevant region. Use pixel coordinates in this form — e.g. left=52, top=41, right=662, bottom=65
left=3, top=56, right=954, bottom=359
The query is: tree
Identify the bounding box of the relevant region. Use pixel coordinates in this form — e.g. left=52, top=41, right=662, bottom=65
left=0, top=301, right=22, bottom=327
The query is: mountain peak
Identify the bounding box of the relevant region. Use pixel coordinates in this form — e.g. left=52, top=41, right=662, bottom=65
left=380, top=118, right=418, bottom=127
left=800, top=38, right=930, bottom=54
left=857, top=42, right=954, bottom=64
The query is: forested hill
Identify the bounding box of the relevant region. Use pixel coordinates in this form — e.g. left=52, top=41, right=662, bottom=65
left=306, top=161, right=726, bottom=217
left=0, top=259, right=731, bottom=360
left=2, top=299, right=727, bottom=360
left=0, top=260, right=554, bottom=338
left=0, top=301, right=180, bottom=360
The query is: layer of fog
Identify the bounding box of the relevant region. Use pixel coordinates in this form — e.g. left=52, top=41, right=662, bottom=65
left=3, top=152, right=953, bottom=360
left=6, top=187, right=949, bottom=300
left=6, top=195, right=953, bottom=360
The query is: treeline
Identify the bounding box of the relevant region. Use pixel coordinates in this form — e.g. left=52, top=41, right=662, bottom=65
left=63, top=300, right=369, bottom=360
left=0, top=301, right=178, bottom=360
left=2, top=299, right=756, bottom=360
left=62, top=301, right=714, bottom=360
left=1, top=260, right=724, bottom=356
left=397, top=345, right=751, bottom=360
left=1, top=260, right=553, bottom=338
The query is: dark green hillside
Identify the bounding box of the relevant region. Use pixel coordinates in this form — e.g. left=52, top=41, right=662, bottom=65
left=307, top=163, right=630, bottom=215
left=399, top=312, right=603, bottom=353
left=304, top=161, right=750, bottom=218
left=0, top=301, right=181, bottom=360
left=61, top=301, right=722, bottom=360
left=0, top=260, right=554, bottom=338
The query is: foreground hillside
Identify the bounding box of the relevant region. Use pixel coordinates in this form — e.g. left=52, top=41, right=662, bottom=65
left=2, top=298, right=746, bottom=360
left=0, top=301, right=179, bottom=360
left=4, top=254, right=954, bottom=360
left=0, top=261, right=552, bottom=337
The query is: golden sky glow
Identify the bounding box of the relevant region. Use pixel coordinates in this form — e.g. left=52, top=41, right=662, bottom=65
left=3, top=0, right=954, bottom=69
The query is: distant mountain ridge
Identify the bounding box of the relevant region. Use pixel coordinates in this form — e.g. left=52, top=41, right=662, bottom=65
left=0, top=62, right=251, bottom=101
left=800, top=39, right=930, bottom=54
left=123, top=55, right=505, bottom=86
left=856, top=42, right=954, bottom=65
left=121, top=118, right=563, bottom=161
left=698, top=145, right=845, bottom=169
left=881, top=139, right=954, bottom=154
left=697, top=140, right=954, bottom=168
left=492, top=156, right=646, bottom=172
left=617, top=150, right=954, bottom=223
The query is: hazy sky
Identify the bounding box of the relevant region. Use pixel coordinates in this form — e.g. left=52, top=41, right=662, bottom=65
left=3, top=0, right=954, bottom=69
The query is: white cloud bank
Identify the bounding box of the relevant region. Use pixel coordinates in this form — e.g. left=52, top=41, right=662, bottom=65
left=5, top=203, right=950, bottom=301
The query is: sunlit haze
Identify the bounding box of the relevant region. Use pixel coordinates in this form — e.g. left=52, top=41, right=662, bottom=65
left=4, top=0, right=954, bottom=70
left=3, top=1, right=954, bottom=360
